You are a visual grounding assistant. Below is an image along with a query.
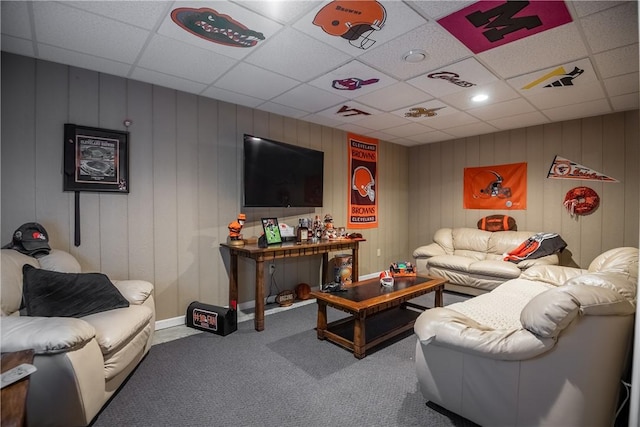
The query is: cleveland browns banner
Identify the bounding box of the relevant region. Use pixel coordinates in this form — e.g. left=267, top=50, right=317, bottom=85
left=463, top=162, right=527, bottom=210
left=547, top=155, right=619, bottom=182
left=348, top=133, right=378, bottom=229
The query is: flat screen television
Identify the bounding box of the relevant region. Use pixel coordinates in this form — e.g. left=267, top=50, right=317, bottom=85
left=243, top=134, right=324, bottom=208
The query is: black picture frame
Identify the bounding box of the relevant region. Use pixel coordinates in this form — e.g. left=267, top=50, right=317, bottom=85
left=64, top=123, right=129, bottom=193
left=261, top=218, right=282, bottom=245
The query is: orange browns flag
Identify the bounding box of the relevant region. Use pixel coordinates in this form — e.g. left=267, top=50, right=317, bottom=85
left=547, top=155, right=619, bottom=182
left=348, top=133, right=378, bottom=229
left=463, top=162, right=527, bottom=210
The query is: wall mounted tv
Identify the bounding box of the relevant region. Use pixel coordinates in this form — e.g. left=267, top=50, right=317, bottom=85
left=243, top=134, right=324, bottom=208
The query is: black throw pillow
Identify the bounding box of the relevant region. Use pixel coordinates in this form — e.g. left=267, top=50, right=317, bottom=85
left=22, top=264, right=129, bottom=318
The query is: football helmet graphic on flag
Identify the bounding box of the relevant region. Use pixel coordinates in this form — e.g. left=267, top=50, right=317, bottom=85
left=313, top=0, right=386, bottom=50
left=352, top=166, right=375, bottom=202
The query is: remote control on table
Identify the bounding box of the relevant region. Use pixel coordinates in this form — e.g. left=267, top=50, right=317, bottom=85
left=1, top=363, right=37, bottom=389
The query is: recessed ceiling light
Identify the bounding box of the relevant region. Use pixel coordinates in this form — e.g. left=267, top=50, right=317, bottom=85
left=403, top=49, right=428, bottom=63
left=471, top=94, right=489, bottom=102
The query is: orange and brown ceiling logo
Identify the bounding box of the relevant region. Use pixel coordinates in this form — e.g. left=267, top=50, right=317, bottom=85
left=171, top=7, right=265, bottom=47
left=438, top=1, right=572, bottom=54
left=313, top=0, right=387, bottom=50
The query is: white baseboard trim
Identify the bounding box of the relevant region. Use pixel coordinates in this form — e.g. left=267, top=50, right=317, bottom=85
left=154, top=272, right=382, bottom=331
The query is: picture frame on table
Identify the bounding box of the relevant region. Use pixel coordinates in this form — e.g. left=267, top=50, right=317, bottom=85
left=261, top=218, right=282, bottom=245
left=63, top=123, right=129, bottom=193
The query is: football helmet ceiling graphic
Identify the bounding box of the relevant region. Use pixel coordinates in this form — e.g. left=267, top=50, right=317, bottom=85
left=313, top=1, right=387, bottom=50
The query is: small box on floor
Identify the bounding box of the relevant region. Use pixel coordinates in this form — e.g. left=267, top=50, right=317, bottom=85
left=186, top=301, right=237, bottom=336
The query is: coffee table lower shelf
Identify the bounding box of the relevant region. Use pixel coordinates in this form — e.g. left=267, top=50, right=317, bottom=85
left=318, top=306, right=423, bottom=358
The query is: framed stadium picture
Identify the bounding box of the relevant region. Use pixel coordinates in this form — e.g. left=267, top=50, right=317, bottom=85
left=64, top=123, right=130, bottom=193
left=261, top=218, right=282, bottom=245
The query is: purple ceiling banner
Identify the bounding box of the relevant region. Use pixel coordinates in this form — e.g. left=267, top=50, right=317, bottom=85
left=438, top=1, right=573, bottom=54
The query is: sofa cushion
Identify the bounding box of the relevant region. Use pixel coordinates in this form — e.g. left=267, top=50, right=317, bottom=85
left=22, top=265, right=129, bottom=318
left=468, top=260, right=521, bottom=279
left=1, top=249, right=39, bottom=315
left=427, top=255, right=474, bottom=273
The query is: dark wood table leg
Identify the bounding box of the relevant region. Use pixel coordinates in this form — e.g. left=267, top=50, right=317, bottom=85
left=1, top=349, right=35, bottom=427
left=316, top=301, right=327, bottom=340
left=229, top=252, right=238, bottom=308
left=254, top=260, right=265, bottom=331
left=353, top=313, right=366, bottom=359
left=351, top=243, right=359, bottom=281
left=321, top=252, right=328, bottom=285
left=434, top=285, right=444, bottom=307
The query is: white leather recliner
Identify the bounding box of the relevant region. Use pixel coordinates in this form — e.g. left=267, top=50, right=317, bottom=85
left=1, top=249, right=156, bottom=427
left=414, top=247, right=638, bottom=427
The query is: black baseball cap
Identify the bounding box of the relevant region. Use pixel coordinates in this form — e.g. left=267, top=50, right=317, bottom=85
left=4, top=222, right=51, bottom=256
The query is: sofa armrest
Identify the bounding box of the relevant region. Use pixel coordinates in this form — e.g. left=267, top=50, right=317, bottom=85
left=516, top=253, right=559, bottom=269
left=112, top=279, right=154, bottom=305
left=520, top=264, right=587, bottom=286
left=413, top=243, right=446, bottom=258
left=521, top=280, right=635, bottom=339
left=1, top=316, right=96, bottom=354
left=414, top=308, right=554, bottom=360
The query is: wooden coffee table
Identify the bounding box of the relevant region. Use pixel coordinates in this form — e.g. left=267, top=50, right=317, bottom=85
left=310, top=275, right=445, bottom=358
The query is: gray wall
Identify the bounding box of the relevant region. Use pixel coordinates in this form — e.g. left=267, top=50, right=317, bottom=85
left=408, top=111, right=639, bottom=268
left=1, top=53, right=410, bottom=321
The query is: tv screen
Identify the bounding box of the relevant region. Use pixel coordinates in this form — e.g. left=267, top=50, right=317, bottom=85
left=243, top=134, right=324, bottom=208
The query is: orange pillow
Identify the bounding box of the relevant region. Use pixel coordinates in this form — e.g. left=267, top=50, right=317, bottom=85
left=477, top=215, right=517, bottom=231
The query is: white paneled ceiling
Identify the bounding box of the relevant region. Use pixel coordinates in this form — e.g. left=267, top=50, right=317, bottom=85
left=1, top=0, right=638, bottom=146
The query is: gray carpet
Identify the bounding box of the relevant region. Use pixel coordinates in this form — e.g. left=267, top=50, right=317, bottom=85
left=91, top=292, right=477, bottom=427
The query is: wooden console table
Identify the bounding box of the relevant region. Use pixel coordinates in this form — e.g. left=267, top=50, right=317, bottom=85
left=221, top=239, right=364, bottom=331
left=1, top=349, right=35, bottom=427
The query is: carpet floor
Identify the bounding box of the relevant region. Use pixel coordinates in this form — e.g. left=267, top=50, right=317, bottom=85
left=91, top=292, right=478, bottom=427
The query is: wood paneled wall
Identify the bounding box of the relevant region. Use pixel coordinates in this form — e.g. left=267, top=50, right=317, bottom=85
left=408, top=111, right=639, bottom=268
left=1, top=53, right=409, bottom=321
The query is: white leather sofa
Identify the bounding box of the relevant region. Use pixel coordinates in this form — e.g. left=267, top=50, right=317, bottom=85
left=1, top=249, right=156, bottom=427
left=414, top=247, right=638, bottom=427
left=413, top=227, right=560, bottom=295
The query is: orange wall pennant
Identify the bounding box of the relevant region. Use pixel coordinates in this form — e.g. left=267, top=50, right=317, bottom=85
left=464, top=162, right=527, bottom=210
left=348, top=133, right=378, bottom=228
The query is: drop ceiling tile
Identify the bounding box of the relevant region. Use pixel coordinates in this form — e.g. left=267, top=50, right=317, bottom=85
left=542, top=98, right=612, bottom=122
left=270, top=84, right=348, bottom=113
left=213, top=62, right=299, bottom=100
left=1, top=36, right=35, bottom=57
left=580, top=2, right=637, bottom=53
left=38, top=45, right=132, bottom=78
left=407, top=1, right=476, bottom=20
left=293, top=1, right=426, bottom=55
left=1, top=1, right=32, bottom=38
left=477, top=23, right=588, bottom=79
left=571, top=1, right=625, bottom=18
left=32, top=2, right=149, bottom=64
left=380, top=122, right=434, bottom=138
left=156, top=1, right=282, bottom=60
left=336, top=123, right=377, bottom=136
left=364, top=130, right=398, bottom=142
left=231, top=1, right=321, bottom=24
left=593, top=44, right=639, bottom=78
left=200, top=86, right=264, bottom=108
left=307, top=60, right=397, bottom=98
left=523, top=81, right=606, bottom=110
left=443, top=121, right=499, bottom=138
left=467, top=98, right=537, bottom=121
left=440, top=80, right=520, bottom=111
left=407, top=58, right=499, bottom=97
left=603, top=72, right=639, bottom=97
left=610, top=92, right=640, bottom=111
left=257, top=101, right=309, bottom=118
left=301, top=114, right=344, bottom=128
left=412, top=110, right=479, bottom=131
left=487, top=111, right=550, bottom=130
left=316, top=102, right=382, bottom=123
left=358, top=22, right=472, bottom=80
left=244, top=27, right=351, bottom=81
left=130, top=68, right=208, bottom=95
left=351, top=113, right=414, bottom=131
left=61, top=1, right=170, bottom=30
left=138, top=35, right=237, bottom=84
left=354, top=82, right=433, bottom=112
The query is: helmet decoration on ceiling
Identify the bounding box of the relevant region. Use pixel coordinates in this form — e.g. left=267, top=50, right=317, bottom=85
left=313, top=0, right=387, bottom=50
